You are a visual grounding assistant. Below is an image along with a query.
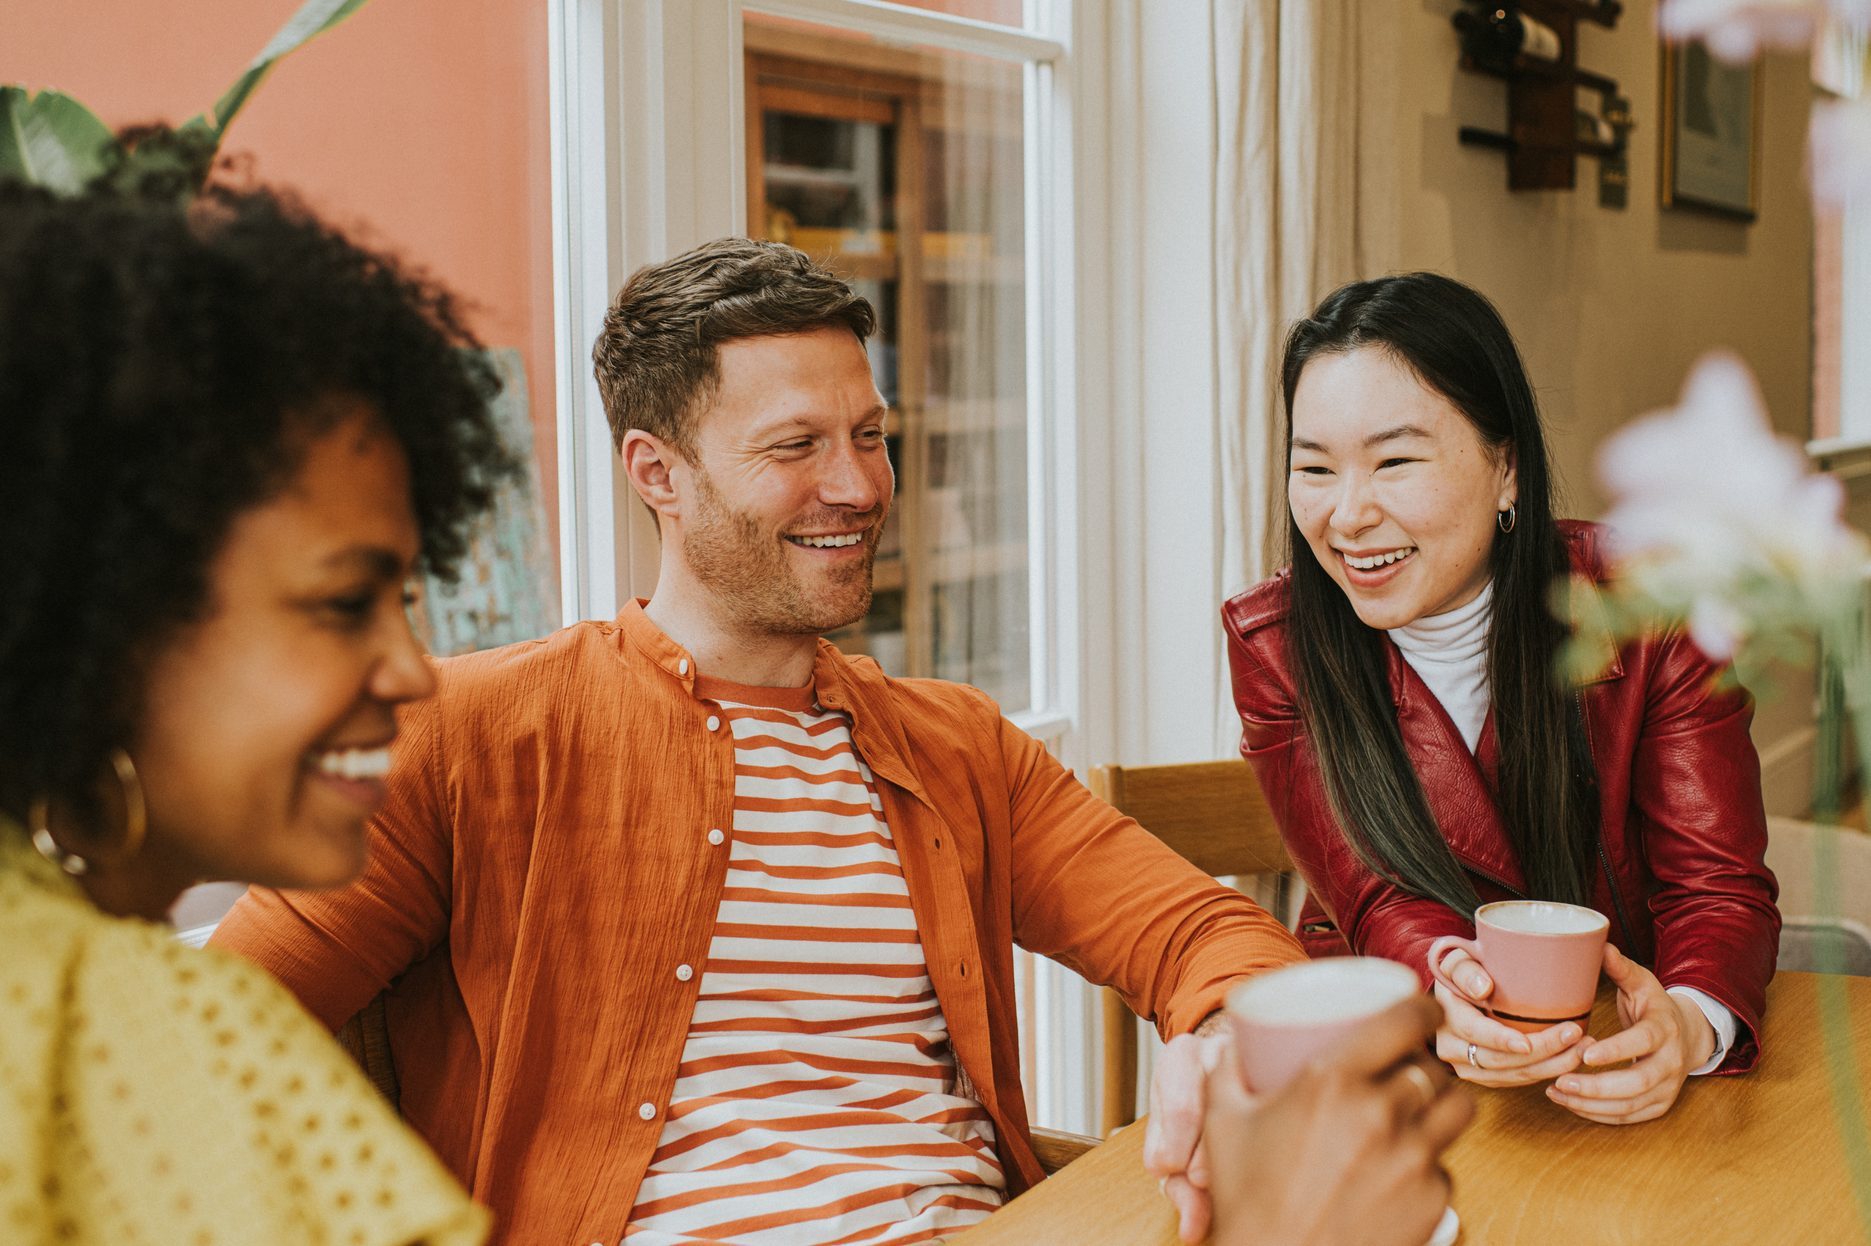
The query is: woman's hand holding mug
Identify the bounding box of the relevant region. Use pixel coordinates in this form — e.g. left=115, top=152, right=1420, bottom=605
left=1428, top=941, right=1590, bottom=1088
left=1426, top=901, right=1610, bottom=1090
left=1543, top=944, right=1715, bottom=1124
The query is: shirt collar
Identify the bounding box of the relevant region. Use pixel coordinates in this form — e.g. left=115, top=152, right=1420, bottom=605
left=614, top=600, right=934, bottom=803
left=612, top=599, right=700, bottom=692
left=810, top=643, right=931, bottom=802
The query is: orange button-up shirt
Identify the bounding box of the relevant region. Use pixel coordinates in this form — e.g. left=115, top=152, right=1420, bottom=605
left=212, top=603, right=1302, bottom=1245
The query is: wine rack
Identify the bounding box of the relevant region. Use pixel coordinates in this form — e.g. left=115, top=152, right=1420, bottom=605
left=1453, top=0, right=1635, bottom=206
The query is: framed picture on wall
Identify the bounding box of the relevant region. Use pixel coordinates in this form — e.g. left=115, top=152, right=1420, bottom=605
left=1660, top=41, right=1762, bottom=221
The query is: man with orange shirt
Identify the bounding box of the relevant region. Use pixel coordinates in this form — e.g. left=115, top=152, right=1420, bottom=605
left=212, top=240, right=1457, bottom=1246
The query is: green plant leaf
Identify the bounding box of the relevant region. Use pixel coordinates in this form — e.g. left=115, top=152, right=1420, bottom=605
left=201, top=0, right=372, bottom=138
left=0, top=87, right=116, bottom=193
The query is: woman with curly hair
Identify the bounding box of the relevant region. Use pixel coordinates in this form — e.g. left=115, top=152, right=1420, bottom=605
left=0, top=173, right=514, bottom=1243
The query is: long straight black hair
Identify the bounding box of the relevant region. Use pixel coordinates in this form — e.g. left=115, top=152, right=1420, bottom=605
left=1280, top=273, right=1599, bottom=913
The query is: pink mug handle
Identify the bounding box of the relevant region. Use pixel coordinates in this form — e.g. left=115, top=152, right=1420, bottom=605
left=1426, top=934, right=1485, bottom=1002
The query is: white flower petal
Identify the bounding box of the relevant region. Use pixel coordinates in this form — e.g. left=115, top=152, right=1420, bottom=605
left=1810, top=98, right=1871, bottom=211
left=1687, top=596, right=1745, bottom=660
left=1598, top=352, right=1868, bottom=601
left=1658, top=0, right=1826, bottom=62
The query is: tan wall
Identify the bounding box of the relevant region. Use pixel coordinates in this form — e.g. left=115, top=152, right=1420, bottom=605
left=1360, top=0, right=1818, bottom=812
left=4, top=0, right=559, bottom=558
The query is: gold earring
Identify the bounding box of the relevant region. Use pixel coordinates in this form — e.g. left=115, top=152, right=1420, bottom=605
left=29, top=748, right=148, bottom=876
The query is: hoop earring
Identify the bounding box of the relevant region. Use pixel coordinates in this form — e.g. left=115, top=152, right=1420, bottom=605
left=29, top=748, right=148, bottom=876
left=1497, top=505, right=1517, bottom=534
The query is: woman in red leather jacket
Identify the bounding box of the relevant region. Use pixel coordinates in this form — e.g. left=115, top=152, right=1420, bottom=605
left=1223, top=273, right=1779, bottom=1125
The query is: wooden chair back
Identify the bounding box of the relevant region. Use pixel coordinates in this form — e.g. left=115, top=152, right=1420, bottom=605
left=1766, top=816, right=1871, bottom=975
left=1088, top=759, right=1293, bottom=1136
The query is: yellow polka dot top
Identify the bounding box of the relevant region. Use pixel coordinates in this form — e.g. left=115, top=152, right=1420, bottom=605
left=0, top=821, right=489, bottom=1246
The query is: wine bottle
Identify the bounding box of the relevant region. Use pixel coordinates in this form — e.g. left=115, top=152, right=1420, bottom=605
left=1490, top=5, right=1563, bottom=63
left=1453, top=4, right=1563, bottom=68
left=1574, top=109, right=1615, bottom=146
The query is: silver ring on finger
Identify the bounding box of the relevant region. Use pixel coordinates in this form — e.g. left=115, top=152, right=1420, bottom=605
left=1466, top=1041, right=1480, bottom=1069
left=1400, top=1061, right=1437, bottom=1112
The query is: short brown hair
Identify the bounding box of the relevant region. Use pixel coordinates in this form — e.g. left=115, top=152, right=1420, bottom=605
left=592, top=237, right=876, bottom=456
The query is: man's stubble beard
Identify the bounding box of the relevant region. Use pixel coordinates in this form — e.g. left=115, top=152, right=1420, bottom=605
left=682, top=467, right=881, bottom=637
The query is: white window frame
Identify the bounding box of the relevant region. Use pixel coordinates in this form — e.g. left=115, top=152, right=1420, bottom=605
left=1818, top=187, right=1871, bottom=461
left=549, top=0, right=1077, bottom=740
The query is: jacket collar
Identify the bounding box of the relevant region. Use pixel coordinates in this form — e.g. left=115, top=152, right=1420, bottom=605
left=1557, top=519, right=1625, bottom=685
left=1562, top=571, right=1626, bottom=686
left=1376, top=524, right=1625, bottom=890
left=1384, top=645, right=1527, bottom=893
left=612, top=600, right=933, bottom=806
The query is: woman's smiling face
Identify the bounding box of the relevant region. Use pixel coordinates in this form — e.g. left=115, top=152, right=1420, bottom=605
left=127, top=403, right=436, bottom=894
left=1288, top=346, right=1517, bottom=631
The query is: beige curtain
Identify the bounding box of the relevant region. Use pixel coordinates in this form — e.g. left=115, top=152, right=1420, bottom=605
left=1213, top=0, right=1366, bottom=623
left=1212, top=0, right=1368, bottom=920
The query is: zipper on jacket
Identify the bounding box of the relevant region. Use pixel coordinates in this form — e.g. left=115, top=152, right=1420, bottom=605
left=1594, top=836, right=1635, bottom=949
left=1577, top=688, right=1636, bottom=949
left=1460, top=857, right=1525, bottom=900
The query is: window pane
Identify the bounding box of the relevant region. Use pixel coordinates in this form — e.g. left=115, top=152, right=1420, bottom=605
left=746, top=14, right=1032, bottom=712
left=413, top=348, right=563, bottom=657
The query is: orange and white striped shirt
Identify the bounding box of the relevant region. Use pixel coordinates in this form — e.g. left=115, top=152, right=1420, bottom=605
left=625, top=676, right=1006, bottom=1245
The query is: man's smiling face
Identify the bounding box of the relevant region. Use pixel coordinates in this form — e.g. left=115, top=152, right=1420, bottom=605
left=674, top=325, right=894, bottom=637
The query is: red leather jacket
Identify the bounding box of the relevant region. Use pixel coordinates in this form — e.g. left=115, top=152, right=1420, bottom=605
left=1223, top=521, right=1779, bottom=1072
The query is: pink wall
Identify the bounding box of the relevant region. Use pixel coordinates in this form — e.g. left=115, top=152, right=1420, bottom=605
left=5, top=0, right=560, bottom=559
left=905, top=0, right=1027, bottom=22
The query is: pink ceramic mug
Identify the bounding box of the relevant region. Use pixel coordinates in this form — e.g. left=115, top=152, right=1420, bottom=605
left=1225, top=956, right=1423, bottom=1093
left=1228, top=957, right=1463, bottom=1246
left=1427, top=900, right=1609, bottom=1033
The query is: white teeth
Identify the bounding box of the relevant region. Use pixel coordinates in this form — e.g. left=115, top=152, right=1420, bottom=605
left=311, top=747, right=393, bottom=781
left=1344, top=548, right=1414, bottom=571
left=790, top=533, right=864, bottom=549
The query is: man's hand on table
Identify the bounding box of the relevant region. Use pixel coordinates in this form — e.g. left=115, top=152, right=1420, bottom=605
left=1143, top=997, right=1471, bottom=1246
left=1141, top=1011, right=1230, bottom=1242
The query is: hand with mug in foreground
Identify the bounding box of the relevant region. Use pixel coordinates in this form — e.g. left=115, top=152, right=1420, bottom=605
left=1201, top=995, right=1473, bottom=1246
left=1433, top=942, right=1716, bottom=1124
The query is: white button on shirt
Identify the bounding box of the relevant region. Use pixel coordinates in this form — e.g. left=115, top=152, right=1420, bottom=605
left=638, top=1102, right=657, bottom=1121
left=706, top=715, right=721, bottom=732
left=708, top=828, right=725, bottom=846
left=678, top=658, right=689, bottom=676
left=675, top=964, right=694, bottom=982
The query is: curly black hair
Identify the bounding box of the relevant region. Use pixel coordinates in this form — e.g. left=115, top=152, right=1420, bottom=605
left=0, top=176, right=517, bottom=819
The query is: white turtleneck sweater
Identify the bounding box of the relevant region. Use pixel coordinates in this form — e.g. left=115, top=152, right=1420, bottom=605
left=1387, top=584, right=1735, bottom=1074
left=1388, top=583, right=1494, bottom=753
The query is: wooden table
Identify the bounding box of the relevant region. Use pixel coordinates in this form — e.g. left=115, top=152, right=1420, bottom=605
left=957, top=973, right=1871, bottom=1244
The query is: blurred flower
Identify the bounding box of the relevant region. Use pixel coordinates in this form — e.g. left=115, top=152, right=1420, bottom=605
left=1596, top=352, right=1868, bottom=658
left=1812, top=97, right=1871, bottom=208
left=1656, top=0, right=1870, bottom=62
